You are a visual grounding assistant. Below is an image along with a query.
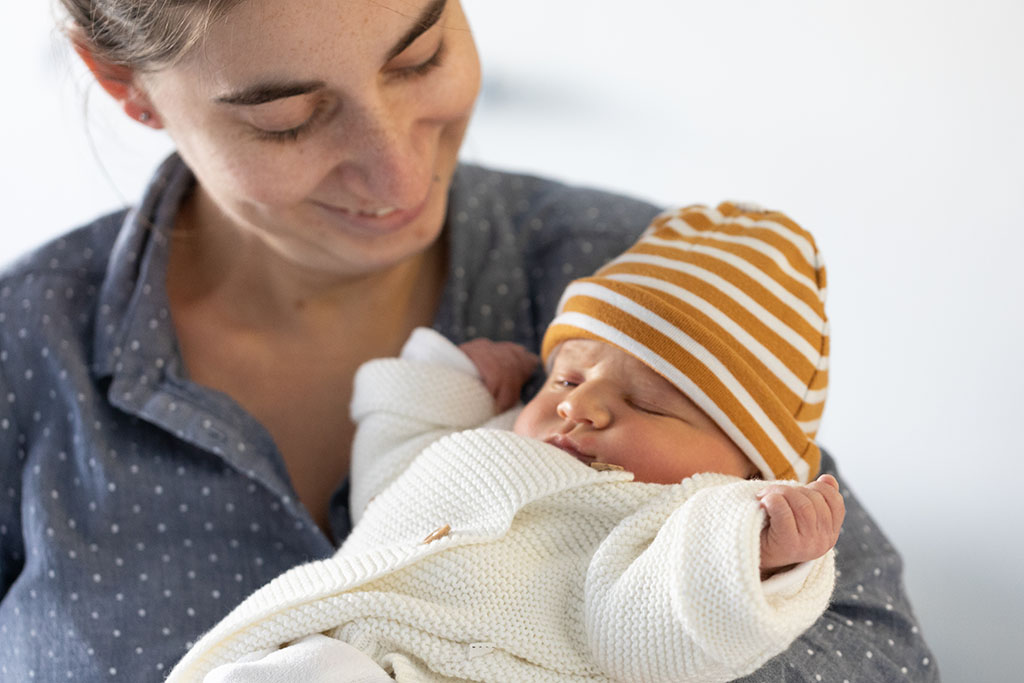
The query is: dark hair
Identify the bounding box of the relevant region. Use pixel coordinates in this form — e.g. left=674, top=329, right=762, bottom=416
left=57, top=0, right=244, bottom=70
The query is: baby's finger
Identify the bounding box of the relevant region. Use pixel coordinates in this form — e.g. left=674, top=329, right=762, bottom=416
left=760, top=491, right=798, bottom=538
left=759, top=491, right=802, bottom=570
left=478, top=358, right=501, bottom=395
left=788, top=485, right=843, bottom=556
left=494, top=377, right=518, bottom=412
left=783, top=486, right=823, bottom=537
left=513, top=345, right=540, bottom=374
left=808, top=476, right=846, bottom=535
left=486, top=343, right=537, bottom=379
left=817, top=473, right=839, bottom=490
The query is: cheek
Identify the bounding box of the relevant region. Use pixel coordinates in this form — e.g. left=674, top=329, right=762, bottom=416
left=627, top=426, right=749, bottom=483
left=228, top=152, right=320, bottom=206
left=695, top=438, right=754, bottom=479
left=151, top=88, right=330, bottom=209
left=429, top=35, right=481, bottom=128
left=199, top=140, right=333, bottom=209
left=513, top=398, right=550, bottom=439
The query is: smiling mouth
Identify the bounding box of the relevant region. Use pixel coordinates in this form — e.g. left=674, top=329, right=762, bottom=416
left=310, top=197, right=428, bottom=235
left=350, top=206, right=398, bottom=218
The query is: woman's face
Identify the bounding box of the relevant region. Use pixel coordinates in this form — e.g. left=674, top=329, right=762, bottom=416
left=137, top=0, right=480, bottom=276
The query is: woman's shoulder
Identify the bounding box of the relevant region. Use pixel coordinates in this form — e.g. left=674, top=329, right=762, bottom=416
left=0, top=210, right=129, bottom=364
left=1, top=154, right=189, bottom=305
left=436, top=164, right=664, bottom=348
left=0, top=209, right=128, bottom=297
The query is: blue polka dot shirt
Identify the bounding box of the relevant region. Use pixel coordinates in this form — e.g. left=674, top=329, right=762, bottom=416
left=0, top=155, right=937, bottom=680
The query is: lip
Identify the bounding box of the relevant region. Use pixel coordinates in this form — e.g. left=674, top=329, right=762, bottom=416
left=546, top=434, right=593, bottom=464
left=311, top=191, right=430, bottom=236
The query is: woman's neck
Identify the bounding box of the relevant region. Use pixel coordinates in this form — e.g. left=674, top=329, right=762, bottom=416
left=167, top=187, right=447, bottom=341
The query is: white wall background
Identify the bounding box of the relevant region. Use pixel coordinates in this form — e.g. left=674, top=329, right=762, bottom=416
left=4, top=1, right=1023, bottom=681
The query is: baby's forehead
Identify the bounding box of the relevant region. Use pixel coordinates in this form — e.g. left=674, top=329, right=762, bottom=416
left=547, top=337, right=623, bottom=368
left=550, top=339, right=686, bottom=398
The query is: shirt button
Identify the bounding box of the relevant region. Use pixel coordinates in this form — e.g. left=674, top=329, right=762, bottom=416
left=422, top=524, right=451, bottom=544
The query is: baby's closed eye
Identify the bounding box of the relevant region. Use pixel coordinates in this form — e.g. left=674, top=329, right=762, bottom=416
left=626, top=397, right=670, bottom=416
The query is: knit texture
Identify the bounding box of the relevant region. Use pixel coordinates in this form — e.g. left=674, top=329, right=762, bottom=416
left=543, top=202, right=829, bottom=482
left=168, top=344, right=834, bottom=682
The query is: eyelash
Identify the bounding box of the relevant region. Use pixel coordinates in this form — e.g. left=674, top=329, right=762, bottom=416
left=254, top=42, right=446, bottom=143
left=253, top=101, right=327, bottom=143
left=394, top=41, right=447, bottom=80
left=554, top=382, right=666, bottom=419
left=629, top=401, right=663, bottom=416
left=552, top=376, right=670, bottom=417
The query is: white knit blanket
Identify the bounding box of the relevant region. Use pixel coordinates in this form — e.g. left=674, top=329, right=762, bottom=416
left=168, top=333, right=835, bottom=682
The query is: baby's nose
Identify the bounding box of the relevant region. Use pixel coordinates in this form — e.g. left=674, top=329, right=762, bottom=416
left=556, top=389, right=612, bottom=428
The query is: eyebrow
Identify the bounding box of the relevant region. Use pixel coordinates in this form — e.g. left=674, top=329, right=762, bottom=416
left=215, top=81, right=326, bottom=106
left=215, top=0, right=448, bottom=107
left=385, top=0, right=448, bottom=62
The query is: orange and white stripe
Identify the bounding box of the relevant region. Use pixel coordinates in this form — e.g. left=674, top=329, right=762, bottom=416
left=541, top=202, right=829, bottom=482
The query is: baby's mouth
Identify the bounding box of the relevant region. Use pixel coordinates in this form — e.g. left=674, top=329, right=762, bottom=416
left=546, top=435, right=592, bottom=463
left=546, top=435, right=625, bottom=472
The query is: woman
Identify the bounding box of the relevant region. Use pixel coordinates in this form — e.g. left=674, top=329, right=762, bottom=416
left=0, top=0, right=937, bottom=680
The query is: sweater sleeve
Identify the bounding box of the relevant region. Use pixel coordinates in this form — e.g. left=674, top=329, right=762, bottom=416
left=347, top=328, right=498, bottom=522
left=733, top=450, right=939, bottom=682
left=584, top=474, right=835, bottom=683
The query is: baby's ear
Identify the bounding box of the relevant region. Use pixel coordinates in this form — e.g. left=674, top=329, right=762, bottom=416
left=69, top=30, right=164, bottom=128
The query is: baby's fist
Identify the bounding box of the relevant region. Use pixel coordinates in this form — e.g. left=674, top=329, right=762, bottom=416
left=757, top=474, right=845, bottom=576
left=459, top=338, right=538, bottom=412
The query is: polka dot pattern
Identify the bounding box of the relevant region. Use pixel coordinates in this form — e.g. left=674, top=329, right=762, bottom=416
left=0, top=155, right=938, bottom=680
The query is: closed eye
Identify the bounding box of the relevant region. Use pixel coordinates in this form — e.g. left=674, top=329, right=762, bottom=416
left=254, top=118, right=315, bottom=142
left=392, top=41, right=447, bottom=80
left=251, top=100, right=329, bottom=143
left=627, top=399, right=668, bottom=416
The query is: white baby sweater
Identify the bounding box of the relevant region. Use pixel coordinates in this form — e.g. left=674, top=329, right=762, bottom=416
left=168, top=330, right=835, bottom=683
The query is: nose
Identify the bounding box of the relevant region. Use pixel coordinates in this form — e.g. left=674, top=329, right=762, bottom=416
left=330, top=96, right=433, bottom=209
left=556, top=386, right=612, bottom=429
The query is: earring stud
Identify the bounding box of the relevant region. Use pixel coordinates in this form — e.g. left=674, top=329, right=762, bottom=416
left=139, top=111, right=151, bottom=123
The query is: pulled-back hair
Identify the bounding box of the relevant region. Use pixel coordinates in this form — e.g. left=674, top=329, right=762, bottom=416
left=57, top=0, right=244, bottom=70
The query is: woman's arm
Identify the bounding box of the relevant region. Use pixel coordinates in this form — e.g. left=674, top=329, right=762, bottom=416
left=733, top=450, right=940, bottom=682
left=0, top=329, right=25, bottom=601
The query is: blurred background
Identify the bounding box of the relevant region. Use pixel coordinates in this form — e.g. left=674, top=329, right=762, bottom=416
left=4, top=1, right=1023, bottom=680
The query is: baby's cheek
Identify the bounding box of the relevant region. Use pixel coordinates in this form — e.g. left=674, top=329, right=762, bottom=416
left=512, top=399, right=545, bottom=439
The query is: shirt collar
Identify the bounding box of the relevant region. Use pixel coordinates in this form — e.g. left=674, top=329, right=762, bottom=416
left=88, top=155, right=303, bottom=510
left=92, top=153, right=194, bottom=379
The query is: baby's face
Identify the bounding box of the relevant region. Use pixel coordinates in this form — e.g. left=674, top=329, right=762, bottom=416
left=513, top=339, right=756, bottom=484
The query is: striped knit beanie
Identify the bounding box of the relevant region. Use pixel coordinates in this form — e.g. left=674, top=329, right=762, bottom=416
left=541, top=202, right=829, bottom=483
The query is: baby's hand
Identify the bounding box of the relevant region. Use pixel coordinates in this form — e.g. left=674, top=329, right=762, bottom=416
left=459, top=338, right=539, bottom=412
left=757, top=474, right=845, bottom=577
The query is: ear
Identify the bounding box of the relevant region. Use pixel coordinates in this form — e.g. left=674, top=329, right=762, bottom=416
left=70, top=36, right=165, bottom=129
